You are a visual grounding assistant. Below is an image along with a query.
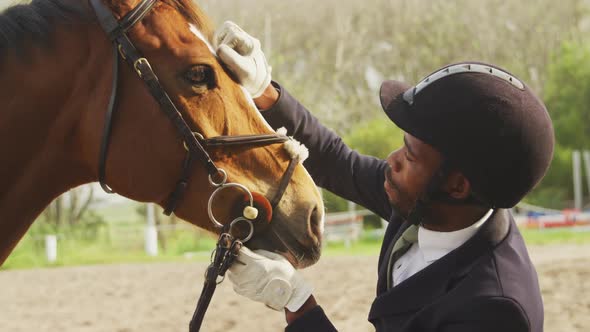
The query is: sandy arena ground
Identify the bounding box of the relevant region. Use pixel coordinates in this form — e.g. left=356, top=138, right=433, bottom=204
left=0, top=244, right=588, bottom=332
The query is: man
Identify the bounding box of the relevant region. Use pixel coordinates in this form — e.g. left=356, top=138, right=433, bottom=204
left=214, top=22, right=554, bottom=332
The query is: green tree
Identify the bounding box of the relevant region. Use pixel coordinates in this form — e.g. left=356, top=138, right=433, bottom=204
left=345, top=117, right=404, bottom=158
left=323, top=117, right=404, bottom=213
left=40, top=186, right=105, bottom=239
left=526, top=40, right=590, bottom=208
left=526, top=145, right=574, bottom=209
left=544, top=41, right=590, bottom=149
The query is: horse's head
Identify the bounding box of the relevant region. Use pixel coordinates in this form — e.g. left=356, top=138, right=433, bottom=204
left=82, top=0, right=324, bottom=268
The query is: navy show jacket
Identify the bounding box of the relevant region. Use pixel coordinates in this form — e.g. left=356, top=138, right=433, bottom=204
left=260, top=83, right=543, bottom=332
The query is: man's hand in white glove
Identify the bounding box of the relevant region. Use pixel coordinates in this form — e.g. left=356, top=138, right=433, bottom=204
left=227, top=247, right=313, bottom=312
left=214, top=21, right=272, bottom=98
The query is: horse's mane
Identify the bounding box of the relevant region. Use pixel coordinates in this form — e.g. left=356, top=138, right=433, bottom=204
left=0, top=0, right=213, bottom=55
left=0, top=0, right=90, bottom=54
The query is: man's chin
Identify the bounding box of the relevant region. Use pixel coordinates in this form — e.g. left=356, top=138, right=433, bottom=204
left=389, top=200, right=410, bottom=219
left=385, top=184, right=411, bottom=218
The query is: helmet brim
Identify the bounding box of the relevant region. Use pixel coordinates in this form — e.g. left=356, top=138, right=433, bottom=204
left=379, top=80, right=417, bottom=135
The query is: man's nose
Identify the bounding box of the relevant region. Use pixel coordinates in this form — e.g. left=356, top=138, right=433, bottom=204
left=387, top=150, right=403, bottom=173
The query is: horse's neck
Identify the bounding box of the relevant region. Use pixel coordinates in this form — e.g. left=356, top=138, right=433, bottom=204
left=0, top=21, right=109, bottom=263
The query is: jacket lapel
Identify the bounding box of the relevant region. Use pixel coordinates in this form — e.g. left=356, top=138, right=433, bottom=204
left=376, top=216, right=412, bottom=293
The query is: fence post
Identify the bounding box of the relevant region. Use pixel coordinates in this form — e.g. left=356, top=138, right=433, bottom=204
left=346, top=201, right=357, bottom=248
left=145, top=203, right=158, bottom=256
left=573, top=150, right=583, bottom=210
left=583, top=150, right=590, bottom=206
left=45, top=235, right=57, bottom=263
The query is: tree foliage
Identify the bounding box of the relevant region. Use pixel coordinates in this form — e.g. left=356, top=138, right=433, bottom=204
left=544, top=41, right=590, bottom=150
left=323, top=118, right=404, bottom=212
left=40, top=186, right=105, bottom=238
left=344, top=118, right=404, bottom=159
left=526, top=40, right=590, bottom=208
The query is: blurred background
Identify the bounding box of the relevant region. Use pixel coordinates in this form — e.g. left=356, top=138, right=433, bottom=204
left=1, top=0, right=589, bottom=331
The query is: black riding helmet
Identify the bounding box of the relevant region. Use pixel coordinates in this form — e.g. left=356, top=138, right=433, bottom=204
left=379, top=62, right=554, bottom=209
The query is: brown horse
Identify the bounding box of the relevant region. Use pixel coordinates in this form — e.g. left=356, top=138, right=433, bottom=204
left=0, top=0, right=324, bottom=268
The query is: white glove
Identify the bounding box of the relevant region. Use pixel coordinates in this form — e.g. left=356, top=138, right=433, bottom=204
left=227, top=247, right=313, bottom=312
left=214, top=21, right=272, bottom=98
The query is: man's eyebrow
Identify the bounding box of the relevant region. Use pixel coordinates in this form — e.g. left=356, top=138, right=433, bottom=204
left=404, top=136, right=417, bottom=157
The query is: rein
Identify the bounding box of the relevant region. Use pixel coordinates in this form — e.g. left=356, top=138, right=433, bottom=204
left=88, top=0, right=303, bottom=330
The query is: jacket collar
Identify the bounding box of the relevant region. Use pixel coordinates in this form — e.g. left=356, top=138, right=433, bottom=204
left=419, top=209, right=492, bottom=263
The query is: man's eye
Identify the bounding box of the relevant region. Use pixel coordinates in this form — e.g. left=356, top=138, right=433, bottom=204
left=405, top=152, right=414, bottom=162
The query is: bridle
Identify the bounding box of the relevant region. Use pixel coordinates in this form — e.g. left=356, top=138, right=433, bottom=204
left=89, top=0, right=300, bottom=329
left=90, top=0, right=299, bottom=220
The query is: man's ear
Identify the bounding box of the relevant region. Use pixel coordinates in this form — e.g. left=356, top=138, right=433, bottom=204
left=443, top=171, right=472, bottom=199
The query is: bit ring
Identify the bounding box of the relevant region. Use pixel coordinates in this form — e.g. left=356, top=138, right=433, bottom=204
left=207, top=182, right=254, bottom=228
left=229, top=217, right=254, bottom=243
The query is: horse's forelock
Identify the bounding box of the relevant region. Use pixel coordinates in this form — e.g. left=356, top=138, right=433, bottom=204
left=164, top=0, right=214, bottom=42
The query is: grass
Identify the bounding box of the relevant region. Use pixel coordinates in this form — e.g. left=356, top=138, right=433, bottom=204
left=520, top=227, right=590, bottom=245
left=2, top=240, right=173, bottom=271
left=2, top=226, right=590, bottom=271
left=319, top=227, right=590, bottom=256
left=1, top=226, right=218, bottom=270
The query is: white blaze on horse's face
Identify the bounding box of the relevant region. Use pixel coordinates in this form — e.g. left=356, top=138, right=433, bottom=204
left=189, top=23, right=216, bottom=54
left=188, top=23, right=272, bottom=131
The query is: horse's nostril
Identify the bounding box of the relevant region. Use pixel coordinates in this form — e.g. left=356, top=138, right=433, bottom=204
left=309, top=205, right=323, bottom=241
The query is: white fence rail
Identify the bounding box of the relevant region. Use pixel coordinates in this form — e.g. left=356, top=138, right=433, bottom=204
left=323, top=209, right=377, bottom=247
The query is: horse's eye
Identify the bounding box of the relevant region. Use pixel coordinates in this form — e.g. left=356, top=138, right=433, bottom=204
left=184, top=65, right=215, bottom=87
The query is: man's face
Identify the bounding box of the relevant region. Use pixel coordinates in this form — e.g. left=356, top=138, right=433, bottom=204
left=384, top=134, right=443, bottom=217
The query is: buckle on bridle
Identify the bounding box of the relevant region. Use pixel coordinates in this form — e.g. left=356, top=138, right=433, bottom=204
left=133, top=57, right=152, bottom=78
left=183, top=132, right=205, bottom=152
left=117, top=44, right=127, bottom=60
